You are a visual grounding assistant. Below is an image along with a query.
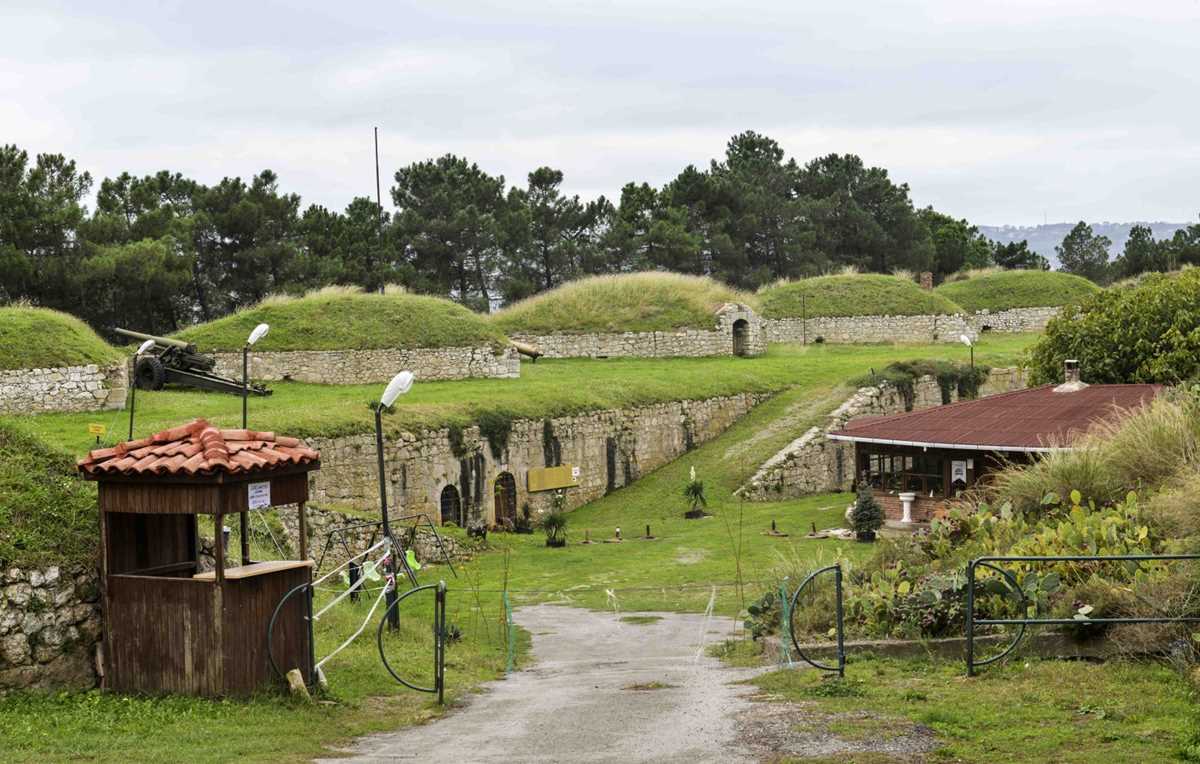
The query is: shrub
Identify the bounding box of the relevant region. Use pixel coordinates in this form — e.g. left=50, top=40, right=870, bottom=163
left=541, top=490, right=568, bottom=547
left=682, top=466, right=708, bottom=519
left=1027, top=269, right=1200, bottom=385
left=850, top=486, right=884, bottom=536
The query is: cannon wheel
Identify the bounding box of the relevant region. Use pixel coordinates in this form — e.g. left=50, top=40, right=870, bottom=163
left=135, top=356, right=166, bottom=390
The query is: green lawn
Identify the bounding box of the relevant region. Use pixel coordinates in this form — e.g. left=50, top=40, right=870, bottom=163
left=175, top=286, right=509, bottom=352
left=757, top=274, right=963, bottom=319
left=751, top=655, right=1198, bottom=763
left=8, top=335, right=1036, bottom=459
left=936, top=269, right=1099, bottom=312
left=0, top=305, right=122, bottom=371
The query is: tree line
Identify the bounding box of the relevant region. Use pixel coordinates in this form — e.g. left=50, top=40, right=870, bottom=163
left=1, top=131, right=1094, bottom=337
left=1054, top=220, right=1200, bottom=285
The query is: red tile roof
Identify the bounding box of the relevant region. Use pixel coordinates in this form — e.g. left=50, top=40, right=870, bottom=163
left=78, top=419, right=319, bottom=477
left=828, top=384, right=1162, bottom=452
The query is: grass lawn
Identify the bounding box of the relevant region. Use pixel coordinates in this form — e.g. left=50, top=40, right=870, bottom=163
left=7, top=335, right=1036, bottom=459
left=491, top=271, right=755, bottom=334
left=175, top=286, right=509, bottom=352
left=750, top=655, right=1198, bottom=763
left=935, top=269, right=1100, bottom=312
left=0, top=305, right=122, bottom=371
left=757, top=274, right=963, bottom=319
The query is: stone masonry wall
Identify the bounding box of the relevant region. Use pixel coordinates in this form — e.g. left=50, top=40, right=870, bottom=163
left=510, top=303, right=766, bottom=359
left=307, top=392, right=768, bottom=526
left=736, top=367, right=1028, bottom=501
left=0, top=564, right=102, bottom=691
left=763, top=306, right=1060, bottom=345
left=0, top=362, right=127, bottom=415
left=212, top=346, right=520, bottom=384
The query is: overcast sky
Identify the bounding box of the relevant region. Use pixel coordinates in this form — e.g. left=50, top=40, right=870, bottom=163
left=3, top=1, right=1198, bottom=225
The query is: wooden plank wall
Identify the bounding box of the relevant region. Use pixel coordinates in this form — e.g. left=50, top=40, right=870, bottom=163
left=222, top=566, right=312, bottom=693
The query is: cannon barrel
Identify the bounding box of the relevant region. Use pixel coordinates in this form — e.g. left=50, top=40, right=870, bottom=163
left=114, top=327, right=195, bottom=352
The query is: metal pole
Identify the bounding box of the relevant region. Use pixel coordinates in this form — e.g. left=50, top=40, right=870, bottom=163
left=834, top=564, right=845, bottom=678
left=970, top=344, right=975, bottom=372
left=436, top=581, right=446, bottom=705
left=128, top=355, right=137, bottom=440
left=242, top=345, right=249, bottom=430
left=965, top=560, right=976, bottom=676
left=374, top=126, right=384, bottom=294
left=801, top=294, right=807, bottom=346
left=376, top=405, right=400, bottom=630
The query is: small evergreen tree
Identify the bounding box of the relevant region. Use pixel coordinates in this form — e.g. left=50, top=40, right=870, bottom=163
left=850, top=485, right=885, bottom=538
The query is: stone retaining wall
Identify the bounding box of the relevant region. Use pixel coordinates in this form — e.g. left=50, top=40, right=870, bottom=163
left=308, top=392, right=769, bottom=526
left=737, top=368, right=1028, bottom=501
left=0, top=362, right=127, bottom=414
left=763, top=306, right=1059, bottom=345
left=212, top=346, right=520, bottom=384
left=510, top=303, right=765, bottom=359
left=0, top=564, right=101, bottom=691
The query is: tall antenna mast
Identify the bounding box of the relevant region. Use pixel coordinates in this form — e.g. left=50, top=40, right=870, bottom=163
left=374, top=126, right=384, bottom=293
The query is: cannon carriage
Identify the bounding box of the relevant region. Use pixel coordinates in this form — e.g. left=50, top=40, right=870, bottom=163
left=116, top=327, right=271, bottom=397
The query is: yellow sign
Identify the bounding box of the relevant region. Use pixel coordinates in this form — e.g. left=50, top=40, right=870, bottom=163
left=527, top=465, right=579, bottom=492
left=88, top=423, right=106, bottom=436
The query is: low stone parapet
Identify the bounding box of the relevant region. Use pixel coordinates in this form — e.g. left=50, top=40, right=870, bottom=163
left=212, top=346, right=520, bottom=384
left=763, top=306, right=1061, bottom=345
left=0, top=362, right=127, bottom=414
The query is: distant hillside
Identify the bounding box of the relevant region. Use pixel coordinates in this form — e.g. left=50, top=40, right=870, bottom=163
left=978, top=222, right=1189, bottom=268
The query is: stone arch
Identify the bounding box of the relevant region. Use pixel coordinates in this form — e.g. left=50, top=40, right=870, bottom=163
left=493, top=471, right=517, bottom=525
left=439, top=484, right=463, bottom=527
left=732, top=318, right=751, bottom=357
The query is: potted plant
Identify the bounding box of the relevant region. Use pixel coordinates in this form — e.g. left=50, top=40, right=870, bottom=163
left=850, top=485, right=884, bottom=542
left=541, top=490, right=568, bottom=547
left=683, top=466, right=708, bottom=519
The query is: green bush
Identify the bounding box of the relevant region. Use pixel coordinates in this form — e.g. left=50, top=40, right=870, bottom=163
left=850, top=486, right=884, bottom=535
left=1027, top=269, right=1200, bottom=384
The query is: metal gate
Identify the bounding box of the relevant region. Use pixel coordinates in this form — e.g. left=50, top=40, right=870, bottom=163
left=787, top=564, right=846, bottom=677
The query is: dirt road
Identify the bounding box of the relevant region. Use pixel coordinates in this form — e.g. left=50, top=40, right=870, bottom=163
left=324, top=603, right=767, bottom=763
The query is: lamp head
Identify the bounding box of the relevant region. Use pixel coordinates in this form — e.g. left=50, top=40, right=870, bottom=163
left=959, top=334, right=973, bottom=347
left=247, top=323, right=270, bottom=346
left=136, top=339, right=156, bottom=355
left=380, top=371, right=415, bottom=408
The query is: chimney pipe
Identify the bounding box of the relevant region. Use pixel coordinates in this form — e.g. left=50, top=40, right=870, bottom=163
left=1054, top=359, right=1087, bottom=393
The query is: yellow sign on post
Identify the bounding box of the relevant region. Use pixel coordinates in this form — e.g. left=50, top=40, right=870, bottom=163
left=527, top=465, right=579, bottom=492
left=88, top=423, right=106, bottom=437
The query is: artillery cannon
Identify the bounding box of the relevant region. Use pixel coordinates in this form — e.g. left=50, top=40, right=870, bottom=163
left=115, top=328, right=271, bottom=397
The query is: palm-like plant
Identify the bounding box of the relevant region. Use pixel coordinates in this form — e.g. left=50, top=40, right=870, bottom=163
left=542, top=490, right=569, bottom=547
left=683, top=466, right=708, bottom=519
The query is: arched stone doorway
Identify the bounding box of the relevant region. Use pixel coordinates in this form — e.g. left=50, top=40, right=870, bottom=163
left=732, top=318, right=750, bottom=357
left=493, top=472, right=517, bottom=526
left=439, top=484, right=463, bottom=527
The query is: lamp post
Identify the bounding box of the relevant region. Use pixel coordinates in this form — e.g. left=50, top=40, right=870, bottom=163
left=128, top=339, right=156, bottom=440
left=376, top=370, right=415, bottom=630
left=243, top=323, right=269, bottom=429
left=960, top=334, right=974, bottom=371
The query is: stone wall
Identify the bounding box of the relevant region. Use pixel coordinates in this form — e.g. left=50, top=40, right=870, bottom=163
left=0, top=362, right=127, bottom=415
left=212, top=346, right=520, bottom=384
left=0, top=564, right=101, bottom=691
left=736, top=367, right=1028, bottom=501
left=510, top=302, right=766, bottom=359
left=763, top=306, right=1060, bottom=345
left=308, top=392, right=768, bottom=526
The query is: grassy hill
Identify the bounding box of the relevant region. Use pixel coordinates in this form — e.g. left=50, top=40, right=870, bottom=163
left=176, top=286, right=509, bottom=352
left=0, top=305, right=121, bottom=371
left=492, top=272, right=755, bottom=334
left=756, top=274, right=963, bottom=319
left=935, top=269, right=1099, bottom=312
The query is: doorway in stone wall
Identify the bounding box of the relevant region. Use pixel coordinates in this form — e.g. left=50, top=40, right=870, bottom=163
left=732, top=318, right=750, bottom=356
left=494, top=472, right=517, bottom=525
left=440, top=484, right=463, bottom=527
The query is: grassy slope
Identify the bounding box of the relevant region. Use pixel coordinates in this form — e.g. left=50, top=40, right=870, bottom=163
left=8, top=335, right=1035, bottom=458
left=757, top=274, right=963, bottom=319
left=751, top=656, right=1196, bottom=763
left=0, top=422, right=97, bottom=566
left=175, top=287, right=509, bottom=352
left=0, top=306, right=121, bottom=370
left=492, top=272, right=755, bottom=334
left=935, top=269, right=1100, bottom=312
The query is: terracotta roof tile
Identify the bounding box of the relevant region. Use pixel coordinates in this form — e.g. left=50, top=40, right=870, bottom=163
left=78, top=418, right=320, bottom=478
left=828, top=384, right=1163, bottom=451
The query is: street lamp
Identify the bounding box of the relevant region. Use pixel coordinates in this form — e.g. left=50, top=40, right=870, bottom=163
left=128, top=339, right=156, bottom=440
left=960, top=334, right=974, bottom=371
left=243, top=323, right=269, bottom=429
left=376, top=370, right=415, bottom=630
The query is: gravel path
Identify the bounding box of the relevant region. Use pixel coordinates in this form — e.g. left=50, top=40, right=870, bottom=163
left=322, top=604, right=768, bottom=763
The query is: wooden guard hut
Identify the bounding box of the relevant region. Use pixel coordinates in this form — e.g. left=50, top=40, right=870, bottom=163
left=78, top=419, right=321, bottom=696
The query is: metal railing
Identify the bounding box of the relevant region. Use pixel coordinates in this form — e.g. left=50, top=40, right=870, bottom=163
left=787, top=564, right=846, bottom=677
left=966, top=554, right=1200, bottom=676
